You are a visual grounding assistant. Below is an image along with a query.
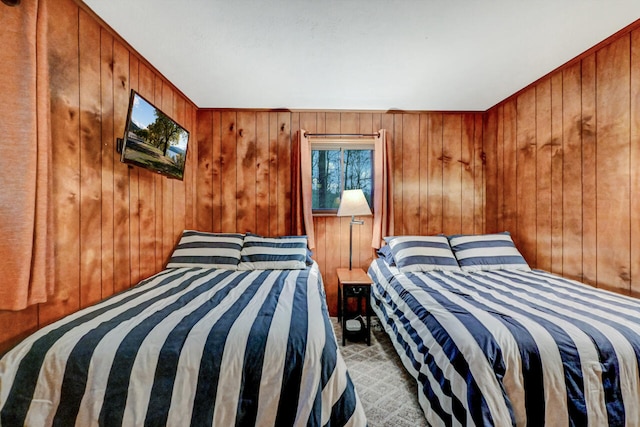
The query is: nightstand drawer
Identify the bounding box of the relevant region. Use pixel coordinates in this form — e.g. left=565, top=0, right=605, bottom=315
left=343, top=285, right=370, bottom=297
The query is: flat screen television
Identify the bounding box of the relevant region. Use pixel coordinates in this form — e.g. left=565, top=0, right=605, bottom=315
left=118, top=90, right=189, bottom=180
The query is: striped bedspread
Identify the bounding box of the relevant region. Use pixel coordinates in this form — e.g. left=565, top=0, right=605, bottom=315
left=369, top=258, right=640, bottom=427
left=0, top=264, right=366, bottom=427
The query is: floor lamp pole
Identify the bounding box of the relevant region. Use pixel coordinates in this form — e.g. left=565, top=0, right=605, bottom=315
left=349, top=215, right=364, bottom=270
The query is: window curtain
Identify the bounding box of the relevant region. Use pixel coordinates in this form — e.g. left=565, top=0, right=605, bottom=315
left=292, top=129, right=393, bottom=251
left=0, top=0, right=53, bottom=310
left=292, top=130, right=316, bottom=249
left=371, top=129, right=393, bottom=248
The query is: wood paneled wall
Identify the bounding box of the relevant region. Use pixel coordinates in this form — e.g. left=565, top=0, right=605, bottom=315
left=485, top=24, right=640, bottom=295
left=0, top=0, right=197, bottom=353
left=195, top=111, right=485, bottom=314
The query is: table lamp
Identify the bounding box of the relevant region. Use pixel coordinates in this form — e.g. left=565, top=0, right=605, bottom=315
left=337, top=189, right=372, bottom=270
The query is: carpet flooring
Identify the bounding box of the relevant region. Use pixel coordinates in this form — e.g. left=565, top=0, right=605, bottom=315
left=332, top=317, right=429, bottom=427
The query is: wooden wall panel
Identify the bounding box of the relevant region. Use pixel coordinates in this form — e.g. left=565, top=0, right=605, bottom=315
left=402, top=115, right=420, bottom=235
left=427, top=114, right=444, bottom=235
left=138, top=64, right=158, bottom=281
left=256, top=112, right=270, bottom=237
left=114, top=40, right=132, bottom=293
left=473, top=115, right=485, bottom=234
left=189, top=108, right=199, bottom=228
left=161, top=85, right=175, bottom=265
left=196, top=110, right=214, bottom=231
left=268, top=113, right=281, bottom=235
left=221, top=112, right=238, bottom=231
left=419, top=114, right=430, bottom=235
left=127, top=46, right=141, bottom=291
left=485, top=27, right=640, bottom=297
left=39, top=0, right=81, bottom=328
left=79, top=10, right=103, bottom=306
left=631, top=29, right=640, bottom=295
left=100, top=28, right=115, bottom=297
left=236, top=112, right=257, bottom=233
left=596, top=36, right=631, bottom=292
left=212, top=112, right=223, bottom=232
left=562, top=63, right=583, bottom=281
left=172, top=97, right=187, bottom=246
left=152, top=77, right=164, bottom=273
left=502, top=100, right=517, bottom=242
left=495, top=105, right=505, bottom=232
left=581, top=54, right=598, bottom=286
left=461, top=114, right=476, bottom=235
left=535, top=79, right=552, bottom=272
left=0, top=0, right=198, bottom=354
left=483, top=109, right=498, bottom=234
left=392, top=115, right=404, bottom=235
left=442, top=114, right=462, bottom=235
left=279, top=112, right=293, bottom=236
left=550, top=73, right=564, bottom=274
left=516, top=88, right=537, bottom=266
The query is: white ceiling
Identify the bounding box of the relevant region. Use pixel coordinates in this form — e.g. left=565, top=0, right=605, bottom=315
left=83, top=0, right=640, bottom=111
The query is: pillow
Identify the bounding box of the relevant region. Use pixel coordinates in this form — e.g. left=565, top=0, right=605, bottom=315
left=448, top=232, right=531, bottom=272
left=305, top=249, right=315, bottom=266
left=166, top=230, right=244, bottom=269
left=384, top=235, right=461, bottom=272
left=238, top=234, right=308, bottom=270
left=376, top=244, right=395, bottom=265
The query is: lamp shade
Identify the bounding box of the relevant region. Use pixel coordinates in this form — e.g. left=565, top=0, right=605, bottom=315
left=337, top=189, right=372, bottom=217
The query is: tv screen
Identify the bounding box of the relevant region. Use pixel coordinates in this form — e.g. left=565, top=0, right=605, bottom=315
left=119, top=90, right=189, bottom=180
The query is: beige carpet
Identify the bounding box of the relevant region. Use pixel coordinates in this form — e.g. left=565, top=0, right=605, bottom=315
left=332, top=317, right=429, bottom=427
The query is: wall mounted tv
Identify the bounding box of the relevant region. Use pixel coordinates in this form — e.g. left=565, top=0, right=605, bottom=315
left=118, top=90, right=189, bottom=180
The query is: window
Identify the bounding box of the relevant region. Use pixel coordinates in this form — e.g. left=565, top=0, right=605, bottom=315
left=311, top=143, right=374, bottom=213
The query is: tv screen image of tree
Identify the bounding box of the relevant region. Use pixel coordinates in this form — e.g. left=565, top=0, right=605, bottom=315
left=123, top=92, right=189, bottom=180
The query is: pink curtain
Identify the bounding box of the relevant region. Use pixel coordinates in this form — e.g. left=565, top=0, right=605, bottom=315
left=372, top=129, right=393, bottom=248
left=293, top=129, right=392, bottom=251
left=291, top=130, right=315, bottom=249
left=0, top=0, right=53, bottom=310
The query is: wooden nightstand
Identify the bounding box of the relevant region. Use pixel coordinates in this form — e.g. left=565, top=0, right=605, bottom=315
left=337, top=267, right=373, bottom=346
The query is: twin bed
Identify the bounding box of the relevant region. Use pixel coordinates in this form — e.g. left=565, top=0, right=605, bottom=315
left=369, top=232, right=640, bottom=426
left=0, top=231, right=366, bottom=427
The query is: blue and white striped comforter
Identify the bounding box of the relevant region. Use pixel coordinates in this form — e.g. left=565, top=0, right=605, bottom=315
left=369, top=258, right=640, bottom=427
left=0, top=264, right=366, bottom=427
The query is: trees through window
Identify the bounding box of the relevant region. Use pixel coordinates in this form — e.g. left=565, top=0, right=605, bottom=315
left=311, top=146, right=373, bottom=212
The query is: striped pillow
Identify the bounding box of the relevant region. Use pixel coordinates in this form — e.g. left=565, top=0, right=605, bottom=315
left=166, top=231, right=244, bottom=269
left=448, top=232, right=531, bottom=271
left=384, top=235, right=461, bottom=272
left=376, top=244, right=395, bottom=265
left=238, top=234, right=308, bottom=270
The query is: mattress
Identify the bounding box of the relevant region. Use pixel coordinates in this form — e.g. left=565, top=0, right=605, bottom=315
left=0, top=264, right=366, bottom=427
left=368, top=257, right=640, bottom=427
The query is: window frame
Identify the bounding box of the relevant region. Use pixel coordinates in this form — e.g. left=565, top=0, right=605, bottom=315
left=310, top=139, right=375, bottom=216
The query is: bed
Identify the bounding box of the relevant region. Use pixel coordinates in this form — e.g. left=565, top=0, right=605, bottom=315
left=369, top=232, right=640, bottom=427
left=0, top=231, right=366, bottom=427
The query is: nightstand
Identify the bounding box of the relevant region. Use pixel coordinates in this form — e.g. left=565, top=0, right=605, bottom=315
left=337, top=267, right=373, bottom=346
